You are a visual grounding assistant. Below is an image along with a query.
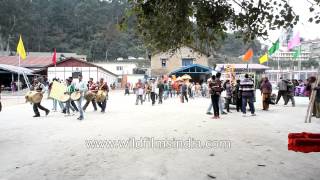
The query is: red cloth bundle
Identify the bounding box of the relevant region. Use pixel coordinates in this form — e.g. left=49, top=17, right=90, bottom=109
left=288, top=132, right=320, bottom=153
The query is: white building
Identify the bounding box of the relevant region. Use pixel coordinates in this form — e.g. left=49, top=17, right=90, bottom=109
left=94, top=61, right=145, bottom=88
left=95, top=61, right=138, bottom=76
left=47, top=58, right=117, bottom=85
left=270, top=51, right=310, bottom=62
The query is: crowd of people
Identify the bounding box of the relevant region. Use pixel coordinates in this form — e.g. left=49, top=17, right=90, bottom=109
left=3, top=72, right=320, bottom=121
left=123, top=73, right=304, bottom=119
left=30, top=74, right=109, bottom=120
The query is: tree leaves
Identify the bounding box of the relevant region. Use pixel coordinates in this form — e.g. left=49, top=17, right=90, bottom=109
left=127, top=0, right=319, bottom=52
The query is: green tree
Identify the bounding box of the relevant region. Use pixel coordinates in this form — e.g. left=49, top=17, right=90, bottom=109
left=124, top=0, right=320, bottom=52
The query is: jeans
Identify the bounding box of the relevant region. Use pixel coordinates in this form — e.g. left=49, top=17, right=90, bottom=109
left=83, top=99, right=97, bottom=111
left=276, top=90, right=288, bottom=104
left=76, top=97, right=84, bottom=118
left=225, top=97, right=231, bottom=112
left=136, top=95, right=143, bottom=105
left=151, top=92, right=156, bottom=105
left=71, top=100, right=79, bottom=112
left=242, top=96, right=255, bottom=114
left=158, top=92, right=163, bottom=104
left=182, top=92, right=188, bottom=103
left=65, top=99, right=71, bottom=114
left=211, top=94, right=220, bottom=117
left=97, top=99, right=107, bottom=112
left=144, top=92, right=150, bottom=102
left=163, top=91, right=169, bottom=100
left=33, top=102, right=49, bottom=115
left=285, top=94, right=295, bottom=106
left=207, top=102, right=213, bottom=113
left=236, top=97, right=242, bottom=112
left=219, top=96, right=224, bottom=113
left=53, top=99, right=64, bottom=111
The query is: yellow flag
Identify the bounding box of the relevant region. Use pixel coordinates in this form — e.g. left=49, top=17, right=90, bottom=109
left=259, top=53, right=268, bottom=64
left=16, top=35, right=27, bottom=60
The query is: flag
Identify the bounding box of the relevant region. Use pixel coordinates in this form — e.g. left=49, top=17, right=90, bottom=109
left=259, top=53, right=268, bottom=64
left=242, top=48, right=253, bottom=62
left=293, top=46, right=301, bottom=59
left=16, top=35, right=26, bottom=60
left=288, top=32, right=301, bottom=50
left=268, top=39, right=280, bottom=56
left=52, top=48, right=57, bottom=65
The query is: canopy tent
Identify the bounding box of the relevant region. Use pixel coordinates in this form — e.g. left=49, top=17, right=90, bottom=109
left=169, top=64, right=212, bottom=83
left=0, top=64, right=34, bottom=75
left=0, top=64, right=34, bottom=90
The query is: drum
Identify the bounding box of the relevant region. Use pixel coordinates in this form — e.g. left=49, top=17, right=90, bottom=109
left=25, top=91, right=43, bottom=103
left=70, top=92, right=81, bottom=101
left=85, top=91, right=96, bottom=101
left=96, top=90, right=107, bottom=102
left=60, top=94, right=70, bottom=103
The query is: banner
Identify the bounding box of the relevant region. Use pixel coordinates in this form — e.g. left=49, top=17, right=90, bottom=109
left=49, top=81, right=67, bottom=101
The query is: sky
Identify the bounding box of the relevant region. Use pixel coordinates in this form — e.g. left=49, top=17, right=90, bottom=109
left=260, top=0, right=320, bottom=45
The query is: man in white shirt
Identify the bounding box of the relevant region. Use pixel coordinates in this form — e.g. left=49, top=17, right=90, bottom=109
left=75, top=74, right=87, bottom=120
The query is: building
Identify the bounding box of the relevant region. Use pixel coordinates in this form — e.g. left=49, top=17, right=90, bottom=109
left=301, top=39, right=320, bottom=61
left=94, top=61, right=147, bottom=88
left=0, top=56, right=52, bottom=73
left=0, top=56, right=118, bottom=88
left=151, top=46, right=209, bottom=76
left=47, top=58, right=117, bottom=85
left=270, top=51, right=310, bottom=62
left=215, top=64, right=270, bottom=73
left=95, top=61, right=138, bottom=75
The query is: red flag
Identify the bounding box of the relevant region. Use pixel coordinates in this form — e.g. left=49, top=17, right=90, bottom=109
left=52, top=48, right=57, bottom=65
left=242, top=48, right=253, bottom=62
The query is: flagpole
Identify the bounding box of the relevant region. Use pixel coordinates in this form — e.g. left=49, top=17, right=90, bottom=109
left=18, top=55, right=21, bottom=92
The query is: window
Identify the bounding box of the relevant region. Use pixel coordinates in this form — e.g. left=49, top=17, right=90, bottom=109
left=161, top=58, right=167, bottom=68
left=182, top=58, right=193, bottom=66
left=116, top=66, right=123, bottom=71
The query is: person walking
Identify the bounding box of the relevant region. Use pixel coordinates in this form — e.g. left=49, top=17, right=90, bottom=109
left=158, top=80, right=164, bottom=104
left=64, top=79, right=75, bottom=116
left=276, top=77, right=288, bottom=104
left=209, top=75, right=223, bottom=119
left=31, top=78, right=50, bottom=117
left=224, top=80, right=233, bottom=113
left=285, top=79, right=296, bottom=107
left=83, top=78, right=98, bottom=111
left=150, top=79, right=156, bottom=106
left=260, top=77, right=272, bottom=111
left=135, top=79, right=144, bottom=105
left=75, top=74, right=87, bottom=120
left=240, top=74, right=256, bottom=116
left=234, top=79, right=242, bottom=112
left=50, top=78, right=65, bottom=112
left=124, top=83, right=130, bottom=95
left=181, top=81, right=188, bottom=103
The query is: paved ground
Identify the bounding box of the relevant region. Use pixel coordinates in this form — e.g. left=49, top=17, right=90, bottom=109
left=0, top=90, right=320, bottom=180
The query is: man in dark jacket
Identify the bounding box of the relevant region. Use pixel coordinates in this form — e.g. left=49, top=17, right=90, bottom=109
left=276, top=77, right=288, bottom=104
left=285, top=79, right=295, bottom=107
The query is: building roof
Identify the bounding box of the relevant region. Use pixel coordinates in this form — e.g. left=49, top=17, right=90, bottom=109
left=152, top=46, right=210, bottom=57
left=216, top=64, right=270, bottom=70
left=0, top=56, right=52, bottom=68
left=0, top=64, right=34, bottom=75
left=46, top=57, right=118, bottom=77
left=170, top=64, right=212, bottom=75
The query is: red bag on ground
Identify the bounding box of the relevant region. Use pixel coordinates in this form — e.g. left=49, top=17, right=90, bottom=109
left=288, top=132, right=320, bottom=153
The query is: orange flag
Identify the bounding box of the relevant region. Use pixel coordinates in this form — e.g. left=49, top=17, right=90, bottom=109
left=242, top=48, right=253, bottom=62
